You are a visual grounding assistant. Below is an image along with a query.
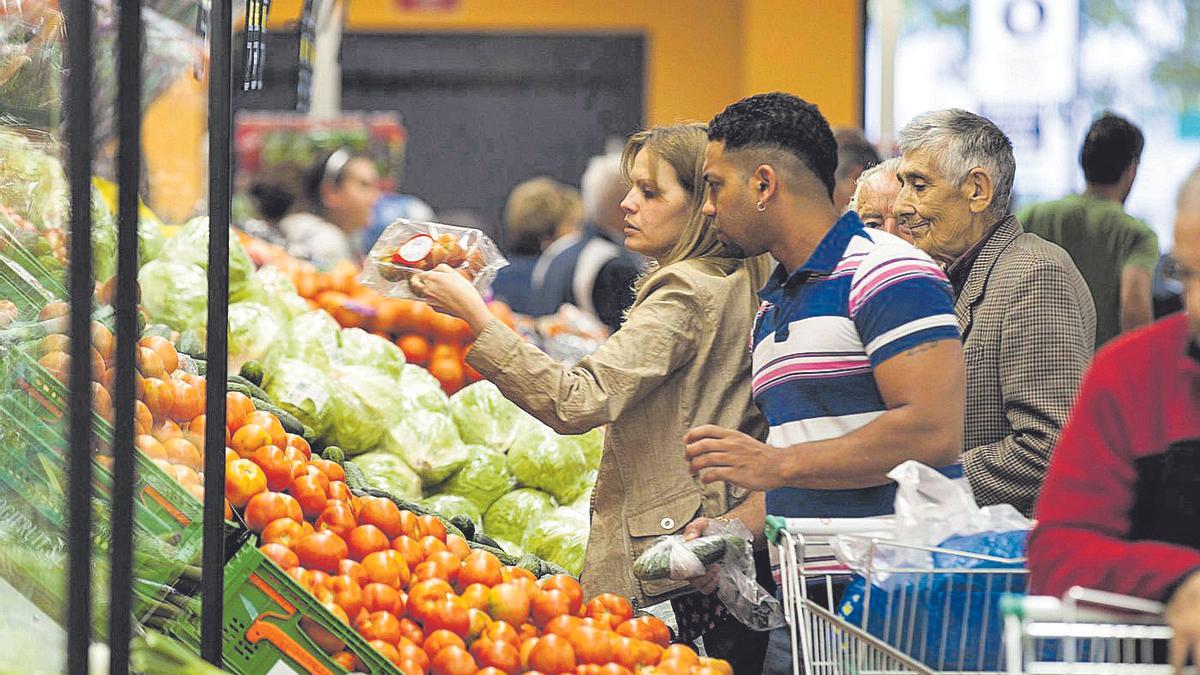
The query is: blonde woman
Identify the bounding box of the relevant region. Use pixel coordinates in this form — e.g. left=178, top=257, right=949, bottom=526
left=411, top=123, right=773, bottom=669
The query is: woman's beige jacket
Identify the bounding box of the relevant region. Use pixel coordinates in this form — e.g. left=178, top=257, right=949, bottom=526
left=467, top=257, right=766, bottom=607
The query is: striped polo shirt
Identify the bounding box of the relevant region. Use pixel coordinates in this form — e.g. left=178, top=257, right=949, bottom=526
left=754, top=211, right=961, bottom=518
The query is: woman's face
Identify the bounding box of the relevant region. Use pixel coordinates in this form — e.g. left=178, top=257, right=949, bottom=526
left=619, top=149, right=693, bottom=259
left=323, top=157, right=381, bottom=233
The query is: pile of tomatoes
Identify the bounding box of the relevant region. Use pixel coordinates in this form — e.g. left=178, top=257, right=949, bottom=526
left=247, top=487, right=731, bottom=675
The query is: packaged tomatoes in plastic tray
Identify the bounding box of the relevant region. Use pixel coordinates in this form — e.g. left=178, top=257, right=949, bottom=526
left=359, top=219, right=508, bottom=299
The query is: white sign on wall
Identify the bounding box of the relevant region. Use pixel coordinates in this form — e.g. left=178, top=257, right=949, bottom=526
left=969, top=0, right=1079, bottom=104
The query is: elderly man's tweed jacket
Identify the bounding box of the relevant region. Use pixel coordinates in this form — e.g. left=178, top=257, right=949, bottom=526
left=956, top=216, right=1096, bottom=517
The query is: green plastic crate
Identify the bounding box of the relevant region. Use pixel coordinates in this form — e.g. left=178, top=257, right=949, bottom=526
left=167, top=543, right=402, bottom=675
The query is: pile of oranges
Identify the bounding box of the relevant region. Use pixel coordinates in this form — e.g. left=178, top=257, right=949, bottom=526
left=280, top=259, right=516, bottom=395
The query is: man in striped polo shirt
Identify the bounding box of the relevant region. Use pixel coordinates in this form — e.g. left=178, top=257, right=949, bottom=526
left=683, top=93, right=966, bottom=673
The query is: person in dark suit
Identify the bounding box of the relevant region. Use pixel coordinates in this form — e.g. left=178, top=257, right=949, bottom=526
left=894, top=109, right=1096, bottom=517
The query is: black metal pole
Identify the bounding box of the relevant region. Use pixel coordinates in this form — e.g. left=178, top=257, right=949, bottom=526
left=64, top=0, right=94, bottom=667
left=108, top=0, right=143, bottom=668
left=201, top=0, right=233, bottom=662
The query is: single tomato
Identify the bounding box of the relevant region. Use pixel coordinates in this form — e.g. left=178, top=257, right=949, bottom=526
left=424, top=595, right=471, bottom=638
left=391, top=535, right=424, bottom=569
left=243, top=491, right=303, bottom=533
left=526, top=633, right=576, bottom=673
left=316, top=500, right=358, bottom=540
left=356, top=497, right=404, bottom=539
left=261, top=517, right=307, bottom=548
left=532, top=588, right=574, bottom=628
left=337, top=559, right=369, bottom=586
left=141, top=377, right=175, bottom=420
left=243, top=410, right=287, bottom=448
left=429, top=644, right=476, bottom=675
left=225, top=458, right=266, bottom=508
left=225, top=391, right=256, bottom=432
left=567, top=624, right=615, bottom=665
left=423, top=629, right=466, bottom=660
left=284, top=433, right=312, bottom=460
left=260, top=543, right=299, bottom=569
left=460, top=583, right=490, bottom=612
left=290, top=473, right=329, bottom=520
left=615, top=616, right=670, bottom=648
left=361, top=582, right=404, bottom=616
left=355, top=610, right=402, bottom=644
left=328, top=574, right=364, bottom=618
left=585, top=593, right=633, bottom=630
left=346, top=524, right=391, bottom=562
left=488, top=582, right=531, bottom=626
left=361, top=550, right=406, bottom=588
left=470, top=638, right=520, bottom=674
left=419, top=514, right=447, bottom=541
left=308, top=456, right=344, bottom=482
left=231, top=423, right=273, bottom=458
left=294, top=530, right=348, bottom=574
left=459, top=550, right=502, bottom=589
left=445, top=533, right=471, bottom=561
left=540, top=575, right=583, bottom=616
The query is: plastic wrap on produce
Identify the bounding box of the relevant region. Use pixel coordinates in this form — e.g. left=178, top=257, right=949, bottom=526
left=421, top=494, right=481, bottom=532
left=483, top=487, right=556, bottom=552
left=0, top=3, right=63, bottom=129
left=447, top=380, right=530, bottom=451
left=438, top=446, right=515, bottom=512
left=359, top=219, right=508, bottom=299
left=521, top=506, right=588, bottom=576
left=383, top=409, right=468, bottom=483
left=507, top=422, right=595, bottom=504
left=349, top=452, right=422, bottom=500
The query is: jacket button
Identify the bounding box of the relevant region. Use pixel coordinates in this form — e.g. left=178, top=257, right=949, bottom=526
left=660, top=517, right=675, bottom=530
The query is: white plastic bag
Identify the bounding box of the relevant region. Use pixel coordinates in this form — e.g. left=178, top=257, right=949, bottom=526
left=832, top=461, right=1033, bottom=587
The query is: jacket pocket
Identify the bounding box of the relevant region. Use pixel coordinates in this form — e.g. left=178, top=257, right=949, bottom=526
left=626, top=491, right=704, bottom=600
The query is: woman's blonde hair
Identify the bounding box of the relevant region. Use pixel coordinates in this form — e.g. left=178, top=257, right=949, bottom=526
left=620, top=123, right=771, bottom=291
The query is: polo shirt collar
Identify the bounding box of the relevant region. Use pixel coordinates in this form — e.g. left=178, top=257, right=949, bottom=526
left=759, top=211, right=863, bottom=300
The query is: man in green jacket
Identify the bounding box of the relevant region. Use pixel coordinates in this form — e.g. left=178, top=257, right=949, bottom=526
left=1020, top=113, right=1160, bottom=348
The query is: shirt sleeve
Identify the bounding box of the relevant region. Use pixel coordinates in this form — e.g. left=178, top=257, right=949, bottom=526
left=466, top=270, right=702, bottom=435
left=849, top=246, right=960, bottom=366
left=1029, top=350, right=1200, bottom=600
left=1121, top=217, right=1161, bottom=271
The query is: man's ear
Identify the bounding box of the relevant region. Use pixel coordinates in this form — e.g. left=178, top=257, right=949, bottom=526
left=963, top=168, right=995, bottom=215
left=754, top=164, right=781, bottom=204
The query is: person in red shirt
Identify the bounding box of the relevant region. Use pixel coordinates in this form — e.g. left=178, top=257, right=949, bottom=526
left=1028, top=164, right=1200, bottom=670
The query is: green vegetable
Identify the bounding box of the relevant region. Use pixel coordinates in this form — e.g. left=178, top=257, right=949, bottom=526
left=448, top=381, right=531, bottom=451
left=137, top=261, right=207, bottom=332
left=335, top=327, right=406, bottom=377
left=262, top=359, right=342, bottom=439
left=397, top=364, right=449, bottom=413
left=175, top=327, right=206, bottom=358
left=264, top=310, right=342, bottom=370
left=350, top=452, right=423, bottom=500
left=439, top=447, right=515, bottom=512
left=325, top=365, right=411, bottom=456
left=421, top=494, right=482, bottom=531
left=383, top=410, right=468, bottom=484
left=245, top=265, right=309, bottom=321
left=483, top=488, right=556, bottom=547
left=508, top=423, right=595, bottom=504
left=238, top=361, right=264, bottom=387
left=227, top=301, right=282, bottom=372
left=521, top=507, right=589, bottom=576
left=131, top=630, right=226, bottom=675
left=160, top=216, right=257, bottom=302
left=249, top=398, right=305, bottom=436
left=632, top=535, right=739, bottom=581
left=322, top=446, right=345, bottom=463
left=228, top=375, right=270, bottom=401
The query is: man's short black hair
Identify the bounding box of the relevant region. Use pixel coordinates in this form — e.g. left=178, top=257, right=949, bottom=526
left=1080, top=113, right=1144, bottom=185
left=708, top=92, right=839, bottom=199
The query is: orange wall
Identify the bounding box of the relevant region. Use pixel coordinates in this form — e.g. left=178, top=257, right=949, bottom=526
left=147, top=0, right=861, bottom=219
left=742, top=0, right=862, bottom=127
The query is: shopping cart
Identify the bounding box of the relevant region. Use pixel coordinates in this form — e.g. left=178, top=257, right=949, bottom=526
left=766, top=515, right=1028, bottom=675
left=1003, top=587, right=1192, bottom=674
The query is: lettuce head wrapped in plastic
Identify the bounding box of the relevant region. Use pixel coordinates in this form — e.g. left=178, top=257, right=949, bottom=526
left=397, top=364, right=449, bottom=413
left=439, top=447, right=515, bottom=512
left=265, top=310, right=343, bottom=369
left=421, top=494, right=482, bottom=530
left=137, top=260, right=208, bottom=332
left=248, top=265, right=309, bottom=321
left=448, top=381, right=531, bottom=451
left=522, top=507, right=588, bottom=576
left=483, top=488, right=556, bottom=550
left=383, top=409, right=468, bottom=483
left=263, top=359, right=343, bottom=439
left=508, top=423, right=594, bottom=504
left=335, top=328, right=406, bottom=378
left=228, top=302, right=282, bottom=372
left=326, top=365, right=411, bottom=455
left=160, top=217, right=257, bottom=302
left=89, top=190, right=117, bottom=281
left=350, top=452, right=422, bottom=500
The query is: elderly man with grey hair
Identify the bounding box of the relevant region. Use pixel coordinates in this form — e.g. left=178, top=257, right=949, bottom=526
left=895, top=109, right=1096, bottom=517
left=851, top=157, right=905, bottom=240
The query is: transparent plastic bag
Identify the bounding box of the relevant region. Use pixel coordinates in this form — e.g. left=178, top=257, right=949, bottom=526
left=358, top=219, right=508, bottom=299
left=633, top=519, right=785, bottom=631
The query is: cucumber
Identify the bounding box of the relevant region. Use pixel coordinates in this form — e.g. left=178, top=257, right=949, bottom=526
left=249, top=397, right=305, bottom=436
left=228, top=374, right=270, bottom=400
left=238, top=360, right=265, bottom=387
left=632, top=534, right=740, bottom=581
left=322, top=446, right=345, bottom=464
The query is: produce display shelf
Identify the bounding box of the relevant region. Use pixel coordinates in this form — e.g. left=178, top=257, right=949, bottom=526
left=0, top=253, right=58, bottom=317
left=0, top=212, right=68, bottom=301
left=166, top=543, right=402, bottom=675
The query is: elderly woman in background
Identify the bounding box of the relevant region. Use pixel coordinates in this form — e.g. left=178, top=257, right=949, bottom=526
left=851, top=156, right=906, bottom=241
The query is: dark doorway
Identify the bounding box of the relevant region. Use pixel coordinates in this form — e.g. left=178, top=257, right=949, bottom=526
left=337, top=32, right=645, bottom=246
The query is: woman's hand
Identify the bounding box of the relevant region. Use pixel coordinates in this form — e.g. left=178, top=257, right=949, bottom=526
left=409, top=264, right=493, bottom=336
